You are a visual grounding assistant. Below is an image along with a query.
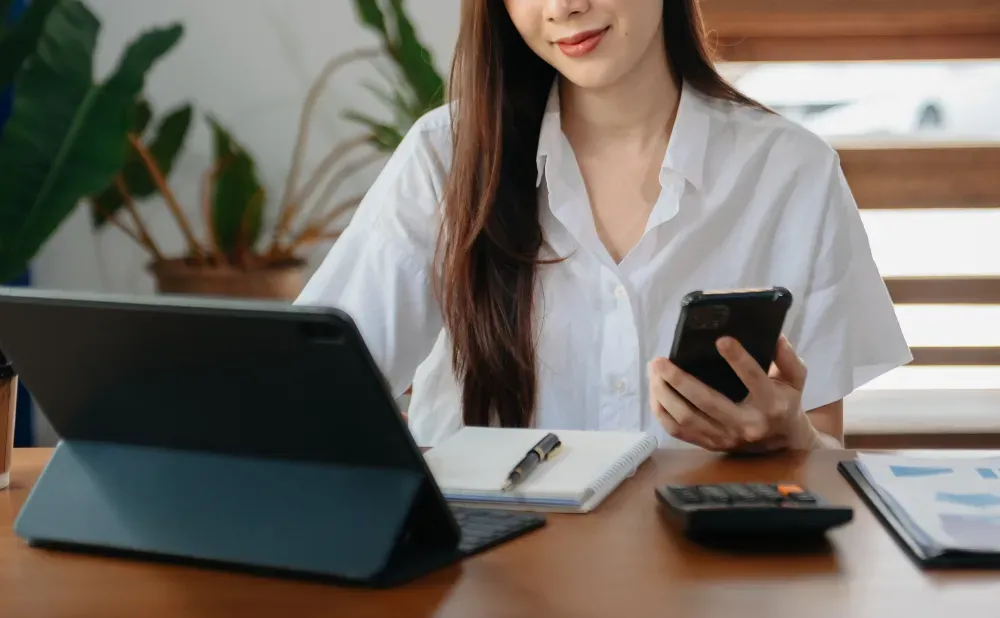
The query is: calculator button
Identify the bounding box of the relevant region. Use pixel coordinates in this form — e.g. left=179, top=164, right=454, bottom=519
left=748, top=483, right=782, bottom=502
left=786, top=492, right=817, bottom=503
left=666, top=486, right=703, bottom=504
left=721, top=484, right=758, bottom=502
left=777, top=484, right=804, bottom=496
left=698, top=485, right=731, bottom=503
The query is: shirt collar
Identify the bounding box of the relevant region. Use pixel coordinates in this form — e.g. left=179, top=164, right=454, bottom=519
left=535, top=79, right=710, bottom=191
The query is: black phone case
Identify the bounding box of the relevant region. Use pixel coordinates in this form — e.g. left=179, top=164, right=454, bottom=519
left=668, top=288, right=792, bottom=402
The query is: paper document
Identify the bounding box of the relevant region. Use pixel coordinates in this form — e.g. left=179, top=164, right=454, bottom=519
left=856, top=452, right=1000, bottom=553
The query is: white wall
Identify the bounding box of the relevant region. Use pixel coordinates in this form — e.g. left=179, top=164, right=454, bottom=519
left=28, top=0, right=459, bottom=444
left=33, top=0, right=461, bottom=294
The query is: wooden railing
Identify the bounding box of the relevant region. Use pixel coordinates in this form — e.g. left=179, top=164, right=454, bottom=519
left=838, top=143, right=1000, bottom=368
left=837, top=143, right=1000, bottom=210
left=702, top=0, right=1000, bottom=61
left=702, top=0, right=1000, bottom=446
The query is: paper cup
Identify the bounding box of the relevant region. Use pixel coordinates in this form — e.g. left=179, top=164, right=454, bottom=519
left=0, top=375, right=16, bottom=491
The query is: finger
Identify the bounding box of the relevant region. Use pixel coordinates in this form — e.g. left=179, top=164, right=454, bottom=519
left=649, top=364, right=736, bottom=450
left=652, top=376, right=727, bottom=437
left=651, top=398, right=733, bottom=452
left=773, top=334, right=808, bottom=391
left=716, top=336, right=773, bottom=404
left=653, top=357, right=745, bottom=428
left=655, top=352, right=770, bottom=443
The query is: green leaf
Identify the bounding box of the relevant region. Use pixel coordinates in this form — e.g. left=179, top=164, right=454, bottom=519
left=386, top=0, right=444, bottom=109
left=343, top=110, right=404, bottom=151
left=0, top=0, right=15, bottom=35
left=207, top=115, right=264, bottom=255
left=88, top=98, right=156, bottom=226
left=145, top=104, right=192, bottom=176
left=0, top=0, right=14, bottom=20
left=89, top=102, right=193, bottom=228
left=351, top=0, right=387, bottom=37
left=0, top=0, right=60, bottom=91
left=0, top=0, right=183, bottom=281
left=366, top=59, right=417, bottom=118
left=361, top=80, right=408, bottom=117
left=132, top=97, right=153, bottom=136
left=346, top=0, right=446, bottom=149
left=210, top=113, right=233, bottom=161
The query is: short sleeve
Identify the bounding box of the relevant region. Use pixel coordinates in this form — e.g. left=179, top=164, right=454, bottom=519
left=791, top=156, right=913, bottom=412
left=294, top=112, right=450, bottom=396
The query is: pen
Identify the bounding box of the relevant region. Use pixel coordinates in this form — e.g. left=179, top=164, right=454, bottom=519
left=501, top=432, right=562, bottom=491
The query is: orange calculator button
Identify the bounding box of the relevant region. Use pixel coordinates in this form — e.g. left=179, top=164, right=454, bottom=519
left=777, top=484, right=803, bottom=496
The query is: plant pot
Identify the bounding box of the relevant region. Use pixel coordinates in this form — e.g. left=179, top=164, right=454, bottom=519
left=149, top=257, right=306, bottom=301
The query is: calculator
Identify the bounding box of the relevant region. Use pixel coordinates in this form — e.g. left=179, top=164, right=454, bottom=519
left=655, top=482, right=854, bottom=538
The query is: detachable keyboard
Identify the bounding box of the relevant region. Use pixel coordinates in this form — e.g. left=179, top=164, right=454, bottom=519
left=451, top=507, right=546, bottom=555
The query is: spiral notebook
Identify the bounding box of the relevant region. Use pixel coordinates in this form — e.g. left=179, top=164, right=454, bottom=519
left=423, top=427, right=658, bottom=513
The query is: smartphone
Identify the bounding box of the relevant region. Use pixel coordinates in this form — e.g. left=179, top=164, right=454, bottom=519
left=668, top=287, right=793, bottom=402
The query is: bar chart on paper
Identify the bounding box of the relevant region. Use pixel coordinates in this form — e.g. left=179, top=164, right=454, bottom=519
left=890, top=465, right=954, bottom=478
left=936, top=492, right=1000, bottom=509
left=856, top=453, right=1000, bottom=552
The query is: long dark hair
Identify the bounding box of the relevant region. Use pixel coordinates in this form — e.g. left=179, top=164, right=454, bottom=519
left=435, top=0, right=766, bottom=429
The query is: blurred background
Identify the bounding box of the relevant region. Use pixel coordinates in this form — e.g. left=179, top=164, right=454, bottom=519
left=726, top=58, right=1000, bottom=387
left=724, top=60, right=1000, bottom=141
left=2, top=0, right=999, bottom=448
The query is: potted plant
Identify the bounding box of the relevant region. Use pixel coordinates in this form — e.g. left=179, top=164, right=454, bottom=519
left=88, top=62, right=386, bottom=301
left=0, top=0, right=183, bottom=283
left=88, top=0, right=447, bottom=301
left=345, top=0, right=447, bottom=152
left=0, top=0, right=184, bottom=445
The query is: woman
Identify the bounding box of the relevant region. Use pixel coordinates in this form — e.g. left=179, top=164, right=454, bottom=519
left=297, top=0, right=911, bottom=451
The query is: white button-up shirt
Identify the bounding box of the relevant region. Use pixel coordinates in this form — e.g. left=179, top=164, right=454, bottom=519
left=296, top=81, right=912, bottom=447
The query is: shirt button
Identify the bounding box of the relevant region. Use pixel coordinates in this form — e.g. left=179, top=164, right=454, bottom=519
left=614, top=379, right=627, bottom=394
left=614, top=284, right=627, bottom=299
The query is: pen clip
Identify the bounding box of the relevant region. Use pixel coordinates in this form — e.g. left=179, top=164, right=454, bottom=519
left=545, top=443, right=562, bottom=460
left=534, top=441, right=562, bottom=461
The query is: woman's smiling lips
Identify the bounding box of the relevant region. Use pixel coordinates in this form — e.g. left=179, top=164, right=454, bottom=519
left=554, top=27, right=610, bottom=58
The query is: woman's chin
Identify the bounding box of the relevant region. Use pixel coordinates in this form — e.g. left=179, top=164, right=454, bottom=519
left=552, top=63, right=625, bottom=91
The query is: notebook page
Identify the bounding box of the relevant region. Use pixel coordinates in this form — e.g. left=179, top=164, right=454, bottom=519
left=424, top=427, right=652, bottom=501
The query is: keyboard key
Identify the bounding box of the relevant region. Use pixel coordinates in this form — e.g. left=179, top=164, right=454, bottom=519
left=451, top=507, right=545, bottom=555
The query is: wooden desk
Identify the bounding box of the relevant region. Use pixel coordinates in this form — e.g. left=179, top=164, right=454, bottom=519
left=3, top=448, right=998, bottom=618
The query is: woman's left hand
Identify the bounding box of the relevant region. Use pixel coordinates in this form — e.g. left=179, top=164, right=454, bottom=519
left=648, top=335, right=820, bottom=452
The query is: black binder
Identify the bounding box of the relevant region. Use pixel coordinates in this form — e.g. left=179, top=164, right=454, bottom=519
left=839, top=460, right=1000, bottom=569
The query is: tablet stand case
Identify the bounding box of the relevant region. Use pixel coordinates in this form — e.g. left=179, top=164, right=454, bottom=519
left=15, top=440, right=467, bottom=587
left=839, top=460, right=1000, bottom=569
left=0, top=292, right=546, bottom=587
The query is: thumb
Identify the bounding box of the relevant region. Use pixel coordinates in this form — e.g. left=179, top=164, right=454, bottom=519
left=773, top=335, right=807, bottom=391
